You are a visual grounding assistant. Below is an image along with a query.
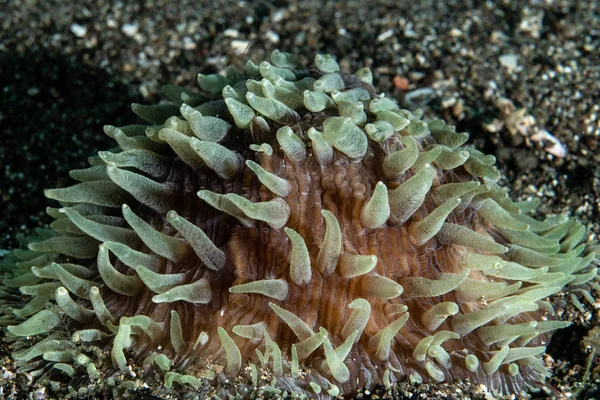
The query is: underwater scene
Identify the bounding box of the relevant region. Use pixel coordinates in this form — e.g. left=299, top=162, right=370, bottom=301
left=1, top=1, right=599, bottom=399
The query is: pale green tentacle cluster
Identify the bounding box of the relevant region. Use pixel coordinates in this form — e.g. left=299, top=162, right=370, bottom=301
left=0, top=50, right=598, bottom=398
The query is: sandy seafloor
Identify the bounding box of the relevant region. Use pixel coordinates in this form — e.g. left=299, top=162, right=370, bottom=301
left=0, top=0, right=599, bottom=398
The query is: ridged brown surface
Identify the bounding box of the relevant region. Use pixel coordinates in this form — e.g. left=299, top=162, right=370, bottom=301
left=100, top=123, right=547, bottom=394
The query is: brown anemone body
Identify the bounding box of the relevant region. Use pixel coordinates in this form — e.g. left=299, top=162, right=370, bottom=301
left=4, top=52, right=596, bottom=398
left=104, top=121, right=545, bottom=394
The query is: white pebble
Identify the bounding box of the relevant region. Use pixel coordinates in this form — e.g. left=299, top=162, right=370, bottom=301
left=377, top=29, right=394, bottom=42
left=231, top=39, right=250, bottom=54
left=182, top=36, right=196, bottom=50
left=530, top=130, right=567, bottom=158
left=265, top=30, right=280, bottom=44
left=121, top=23, right=138, bottom=37
left=271, top=9, right=285, bottom=23
left=223, top=29, right=239, bottom=38
left=70, top=23, right=87, bottom=38
left=499, top=54, right=519, bottom=70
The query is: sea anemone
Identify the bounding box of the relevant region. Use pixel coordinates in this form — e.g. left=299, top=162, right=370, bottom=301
left=1, top=50, right=598, bottom=398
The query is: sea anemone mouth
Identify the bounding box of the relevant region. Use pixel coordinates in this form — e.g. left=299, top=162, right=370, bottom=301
left=1, top=49, right=598, bottom=398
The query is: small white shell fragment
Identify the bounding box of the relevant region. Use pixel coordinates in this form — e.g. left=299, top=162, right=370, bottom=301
left=530, top=130, right=567, bottom=158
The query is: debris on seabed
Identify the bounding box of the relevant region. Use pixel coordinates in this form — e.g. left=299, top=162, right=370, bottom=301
left=487, top=97, right=567, bottom=158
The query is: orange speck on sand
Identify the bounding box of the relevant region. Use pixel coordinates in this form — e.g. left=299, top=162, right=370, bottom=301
left=393, top=75, right=409, bottom=90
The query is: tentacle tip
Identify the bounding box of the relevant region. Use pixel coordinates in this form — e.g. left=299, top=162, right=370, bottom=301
left=166, top=210, right=178, bottom=221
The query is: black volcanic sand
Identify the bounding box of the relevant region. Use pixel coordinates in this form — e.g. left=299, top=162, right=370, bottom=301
left=0, top=0, right=598, bottom=398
